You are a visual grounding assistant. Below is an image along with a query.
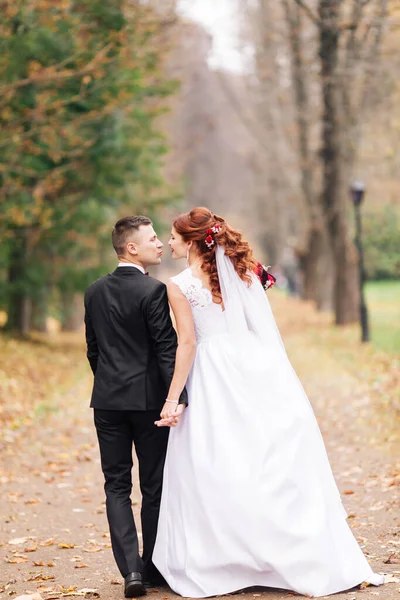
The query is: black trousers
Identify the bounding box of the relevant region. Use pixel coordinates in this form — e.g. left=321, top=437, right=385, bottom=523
left=94, top=409, right=169, bottom=579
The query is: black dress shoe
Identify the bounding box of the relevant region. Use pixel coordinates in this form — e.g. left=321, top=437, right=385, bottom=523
left=124, top=572, right=146, bottom=598
left=143, top=576, right=167, bottom=589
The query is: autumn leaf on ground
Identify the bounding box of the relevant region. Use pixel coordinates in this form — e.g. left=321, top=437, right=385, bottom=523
left=384, top=552, right=399, bottom=564
left=58, top=542, right=75, bottom=549
left=40, top=538, right=55, bottom=546
left=33, top=560, right=55, bottom=567
left=5, top=555, right=28, bottom=563
left=384, top=573, right=400, bottom=583
left=26, top=573, right=55, bottom=581
left=36, top=585, right=58, bottom=593
left=8, top=537, right=30, bottom=545
left=74, top=562, right=89, bottom=568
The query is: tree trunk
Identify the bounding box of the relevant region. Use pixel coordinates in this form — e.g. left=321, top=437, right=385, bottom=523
left=332, top=223, right=359, bottom=324
left=31, top=287, right=49, bottom=333
left=5, top=228, right=31, bottom=335
left=61, top=292, right=84, bottom=332
left=302, top=226, right=333, bottom=310
left=283, top=1, right=334, bottom=308
left=319, top=0, right=358, bottom=324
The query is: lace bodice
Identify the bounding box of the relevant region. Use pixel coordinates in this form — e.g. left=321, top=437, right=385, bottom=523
left=170, top=268, right=227, bottom=342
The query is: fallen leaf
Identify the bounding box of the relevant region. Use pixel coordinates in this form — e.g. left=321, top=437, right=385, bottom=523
left=5, top=555, right=28, bottom=564
left=25, top=498, right=40, bottom=505
left=40, top=538, right=55, bottom=546
left=343, top=490, right=355, bottom=495
left=78, top=589, right=99, bottom=598
left=36, top=586, right=57, bottom=593
left=384, top=552, right=399, bottom=564
left=8, top=537, right=29, bottom=545
left=24, top=546, right=37, bottom=552
left=384, top=573, right=400, bottom=583
left=58, top=542, right=75, bottom=549
left=26, top=573, right=55, bottom=582
left=74, top=563, right=89, bottom=569
left=359, top=581, right=371, bottom=589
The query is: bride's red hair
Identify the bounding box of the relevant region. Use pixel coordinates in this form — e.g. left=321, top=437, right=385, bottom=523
left=173, top=207, right=257, bottom=304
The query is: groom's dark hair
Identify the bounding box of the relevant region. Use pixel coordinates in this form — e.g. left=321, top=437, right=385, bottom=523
left=112, top=215, right=152, bottom=255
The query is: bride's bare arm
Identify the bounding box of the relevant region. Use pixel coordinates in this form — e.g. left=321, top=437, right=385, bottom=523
left=156, top=280, right=196, bottom=426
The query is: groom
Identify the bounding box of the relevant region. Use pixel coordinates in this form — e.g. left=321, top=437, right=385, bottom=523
left=84, top=216, right=187, bottom=598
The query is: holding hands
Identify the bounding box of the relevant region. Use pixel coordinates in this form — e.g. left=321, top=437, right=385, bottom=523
left=155, top=400, right=185, bottom=427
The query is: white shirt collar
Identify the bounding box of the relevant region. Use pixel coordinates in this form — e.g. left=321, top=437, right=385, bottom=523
left=117, top=262, right=146, bottom=274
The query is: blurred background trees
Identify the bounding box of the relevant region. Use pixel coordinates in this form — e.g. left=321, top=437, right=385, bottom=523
left=0, top=0, right=177, bottom=334
left=0, top=0, right=399, bottom=338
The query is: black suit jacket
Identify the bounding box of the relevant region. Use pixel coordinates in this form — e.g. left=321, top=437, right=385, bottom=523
left=84, top=267, right=187, bottom=411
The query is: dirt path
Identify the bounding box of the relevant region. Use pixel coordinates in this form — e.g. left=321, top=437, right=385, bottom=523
left=0, top=297, right=399, bottom=600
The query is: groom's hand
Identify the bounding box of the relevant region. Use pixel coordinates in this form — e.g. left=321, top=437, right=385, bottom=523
left=155, top=402, right=185, bottom=427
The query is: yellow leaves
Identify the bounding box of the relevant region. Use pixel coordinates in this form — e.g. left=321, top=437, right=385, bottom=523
left=58, top=542, right=76, bottom=549
left=26, top=573, right=55, bottom=582
left=7, top=206, right=29, bottom=227
left=40, top=538, right=55, bottom=547
left=28, top=61, right=43, bottom=75
left=1, top=107, right=12, bottom=121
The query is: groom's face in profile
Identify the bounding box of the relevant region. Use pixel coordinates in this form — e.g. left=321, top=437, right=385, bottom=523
left=127, top=224, right=163, bottom=269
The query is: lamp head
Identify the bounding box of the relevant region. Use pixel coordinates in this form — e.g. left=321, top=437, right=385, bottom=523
left=350, top=180, right=365, bottom=206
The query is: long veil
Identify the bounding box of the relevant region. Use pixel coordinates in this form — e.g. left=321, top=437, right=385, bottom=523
left=215, top=243, right=346, bottom=514
left=216, top=244, right=286, bottom=354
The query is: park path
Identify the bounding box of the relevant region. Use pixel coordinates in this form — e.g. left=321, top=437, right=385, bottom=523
left=0, top=296, right=399, bottom=600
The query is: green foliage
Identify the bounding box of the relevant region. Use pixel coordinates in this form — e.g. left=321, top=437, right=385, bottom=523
left=0, top=1, right=179, bottom=331
left=363, top=206, right=400, bottom=280
left=365, top=281, right=400, bottom=354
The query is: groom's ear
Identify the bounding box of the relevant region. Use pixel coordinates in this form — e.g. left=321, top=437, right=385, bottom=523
left=127, top=241, right=138, bottom=256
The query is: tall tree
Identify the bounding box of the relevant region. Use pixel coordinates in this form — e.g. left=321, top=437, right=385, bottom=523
left=0, top=0, right=177, bottom=334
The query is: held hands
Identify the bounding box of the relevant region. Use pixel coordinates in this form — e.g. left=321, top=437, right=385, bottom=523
left=155, top=400, right=185, bottom=428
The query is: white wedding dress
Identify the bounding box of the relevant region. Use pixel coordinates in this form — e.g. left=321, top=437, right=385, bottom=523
left=153, top=247, right=383, bottom=598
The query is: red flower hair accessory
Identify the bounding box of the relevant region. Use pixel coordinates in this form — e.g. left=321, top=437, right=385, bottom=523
left=204, top=224, right=222, bottom=249
left=255, top=262, right=276, bottom=291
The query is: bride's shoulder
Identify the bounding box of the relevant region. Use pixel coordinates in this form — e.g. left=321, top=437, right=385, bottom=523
left=169, top=267, right=192, bottom=288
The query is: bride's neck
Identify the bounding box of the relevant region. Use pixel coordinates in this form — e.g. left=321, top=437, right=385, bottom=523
left=188, top=255, right=202, bottom=269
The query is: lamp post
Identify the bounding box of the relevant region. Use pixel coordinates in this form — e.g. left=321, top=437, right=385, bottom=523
left=350, top=180, right=370, bottom=343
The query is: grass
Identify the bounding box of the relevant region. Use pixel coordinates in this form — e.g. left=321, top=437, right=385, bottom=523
left=365, top=280, right=400, bottom=354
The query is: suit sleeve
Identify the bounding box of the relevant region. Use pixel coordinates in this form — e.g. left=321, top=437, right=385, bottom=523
left=84, top=290, right=99, bottom=376
left=145, top=283, right=188, bottom=405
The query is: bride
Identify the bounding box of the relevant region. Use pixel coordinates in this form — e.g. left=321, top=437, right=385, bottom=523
left=152, top=207, right=383, bottom=598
